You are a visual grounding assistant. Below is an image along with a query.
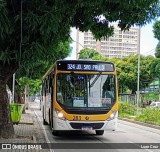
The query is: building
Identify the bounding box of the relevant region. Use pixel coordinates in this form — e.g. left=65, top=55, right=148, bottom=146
left=76, top=24, right=140, bottom=59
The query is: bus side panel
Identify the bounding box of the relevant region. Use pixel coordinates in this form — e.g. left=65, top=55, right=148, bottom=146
left=45, top=93, right=51, bottom=124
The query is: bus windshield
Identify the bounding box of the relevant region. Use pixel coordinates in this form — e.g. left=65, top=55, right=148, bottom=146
left=56, top=73, right=116, bottom=108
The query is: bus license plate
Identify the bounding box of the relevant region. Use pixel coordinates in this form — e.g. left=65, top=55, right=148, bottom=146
left=82, top=126, right=93, bottom=131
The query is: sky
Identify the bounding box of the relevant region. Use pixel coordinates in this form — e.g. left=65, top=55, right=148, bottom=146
left=66, top=22, right=159, bottom=60
left=140, top=23, right=158, bottom=56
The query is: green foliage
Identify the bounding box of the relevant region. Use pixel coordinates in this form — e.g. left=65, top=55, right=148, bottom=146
left=0, top=0, right=159, bottom=65
left=119, top=102, right=160, bottom=125
left=17, top=77, right=41, bottom=96
left=0, top=1, right=13, bottom=37
left=153, top=20, right=160, bottom=41
left=72, top=0, right=160, bottom=40
left=135, top=107, right=160, bottom=125
left=114, top=55, right=156, bottom=93
left=78, top=48, right=98, bottom=59
left=16, top=38, right=71, bottom=81
left=78, top=48, right=107, bottom=60
left=150, top=58, right=160, bottom=77
left=155, top=41, right=160, bottom=58
left=145, top=91, right=159, bottom=100
left=119, top=102, right=136, bottom=115
left=153, top=20, right=160, bottom=58
left=0, top=51, right=12, bottom=64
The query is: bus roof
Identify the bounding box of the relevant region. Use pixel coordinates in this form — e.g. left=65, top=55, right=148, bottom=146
left=56, top=59, right=113, bottom=64
left=42, top=64, right=55, bottom=79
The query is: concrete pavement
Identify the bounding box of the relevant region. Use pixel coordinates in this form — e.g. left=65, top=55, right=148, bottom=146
left=0, top=104, right=50, bottom=152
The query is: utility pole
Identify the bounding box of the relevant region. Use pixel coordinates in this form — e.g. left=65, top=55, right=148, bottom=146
left=136, top=27, right=141, bottom=115
left=12, top=73, right=16, bottom=103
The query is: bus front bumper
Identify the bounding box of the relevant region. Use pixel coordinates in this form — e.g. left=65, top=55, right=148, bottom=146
left=52, top=116, right=118, bottom=131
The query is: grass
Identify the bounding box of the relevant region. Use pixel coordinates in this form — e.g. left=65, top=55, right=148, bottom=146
left=119, top=102, right=160, bottom=126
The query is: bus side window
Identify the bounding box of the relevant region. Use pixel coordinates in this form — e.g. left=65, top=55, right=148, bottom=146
left=44, top=79, right=47, bottom=95
left=42, top=80, right=45, bottom=96
left=102, top=76, right=114, bottom=99
left=57, top=80, right=63, bottom=103
left=49, top=77, right=52, bottom=93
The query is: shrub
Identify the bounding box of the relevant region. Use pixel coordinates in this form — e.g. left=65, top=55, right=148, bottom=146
left=135, top=107, right=160, bottom=125
left=119, top=102, right=136, bottom=115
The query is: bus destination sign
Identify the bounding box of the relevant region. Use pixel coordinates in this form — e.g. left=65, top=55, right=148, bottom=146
left=57, top=62, right=114, bottom=72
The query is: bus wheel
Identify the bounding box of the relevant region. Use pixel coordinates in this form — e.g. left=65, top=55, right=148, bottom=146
left=43, top=107, right=48, bottom=125
left=96, top=130, right=104, bottom=135
left=52, top=130, right=59, bottom=136
left=43, top=116, right=48, bottom=125
left=48, top=110, right=51, bottom=126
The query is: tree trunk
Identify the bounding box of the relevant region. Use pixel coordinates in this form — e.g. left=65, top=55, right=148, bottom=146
left=7, top=76, right=24, bottom=104
left=0, top=80, right=15, bottom=138
left=0, top=61, right=18, bottom=139
left=15, top=89, right=24, bottom=104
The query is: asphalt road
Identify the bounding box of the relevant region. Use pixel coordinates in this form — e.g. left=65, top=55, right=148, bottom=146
left=31, top=100, right=160, bottom=152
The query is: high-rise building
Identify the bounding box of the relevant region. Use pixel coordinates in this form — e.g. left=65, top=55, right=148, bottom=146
left=75, top=24, right=140, bottom=59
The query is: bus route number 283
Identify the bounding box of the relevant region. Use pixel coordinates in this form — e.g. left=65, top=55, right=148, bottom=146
left=73, top=115, right=81, bottom=121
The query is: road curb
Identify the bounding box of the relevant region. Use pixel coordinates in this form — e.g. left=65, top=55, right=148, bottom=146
left=119, top=118, right=160, bottom=130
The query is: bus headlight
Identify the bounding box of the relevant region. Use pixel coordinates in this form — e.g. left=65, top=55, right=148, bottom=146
left=58, top=112, right=64, bottom=118
left=108, top=110, right=117, bottom=121
left=55, top=109, right=66, bottom=120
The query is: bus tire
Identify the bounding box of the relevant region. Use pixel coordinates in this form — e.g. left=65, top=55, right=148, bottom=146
left=40, top=100, right=41, bottom=110
left=52, top=130, right=59, bottom=136
left=48, top=109, right=51, bottom=126
left=43, top=117, right=48, bottom=125
left=43, top=107, right=48, bottom=125
left=96, top=130, right=104, bottom=135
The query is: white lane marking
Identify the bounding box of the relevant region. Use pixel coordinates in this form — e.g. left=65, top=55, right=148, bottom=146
left=34, top=109, right=54, bottom=152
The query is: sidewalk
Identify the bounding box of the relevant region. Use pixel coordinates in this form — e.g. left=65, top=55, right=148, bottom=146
left=0, top=105, right=49, bottom=152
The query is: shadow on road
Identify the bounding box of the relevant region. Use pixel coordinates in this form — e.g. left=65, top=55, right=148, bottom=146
left=52, top=130, right=108, bottom=142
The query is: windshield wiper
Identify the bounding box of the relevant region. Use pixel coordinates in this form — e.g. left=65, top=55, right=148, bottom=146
left=89, top=72, right=102, bottom=88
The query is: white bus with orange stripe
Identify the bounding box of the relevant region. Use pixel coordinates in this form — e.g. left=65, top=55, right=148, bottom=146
left=42, top=60, right=118, bottom=136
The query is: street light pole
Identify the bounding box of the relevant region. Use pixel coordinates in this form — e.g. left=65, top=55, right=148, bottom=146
left=136, top=27, right=141, bottom=115
left=137, top=50, right=140, bottom=114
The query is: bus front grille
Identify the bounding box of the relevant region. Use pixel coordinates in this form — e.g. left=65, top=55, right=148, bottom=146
left=64, top=108, right=110, bottom=115
left=70, top=122, right=104, bottom=129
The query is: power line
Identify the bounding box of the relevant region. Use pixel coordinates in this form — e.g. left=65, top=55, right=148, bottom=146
left=142, top=48, right=155, bottom=53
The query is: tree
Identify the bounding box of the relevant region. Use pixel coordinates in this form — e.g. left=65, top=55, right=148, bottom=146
left=17, top=78, right=41, bottom=97
left=78, top=48, right=102, bottom=59
left=78, top=48, right=108, bottom=61
left=150, top=58, right=160, bottom=77
left=153, top=20, right=160, bottom=58
left=15, top=38, right=72, bottom=103
left=150, top=58, right=160, bottom=91
left=153, top=20, right=160, bottom=40
left=155, top=41, right=160, bottom=58
left=0, top=0, right=160, bottom=138
left=115, top=55, right=156, bottom=93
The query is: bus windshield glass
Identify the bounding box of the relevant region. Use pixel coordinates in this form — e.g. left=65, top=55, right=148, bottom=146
left=56, top=73, right=116, bottom=108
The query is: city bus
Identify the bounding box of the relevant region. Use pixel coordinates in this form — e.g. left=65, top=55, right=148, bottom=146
left=41, top=60, right=118, bottom=136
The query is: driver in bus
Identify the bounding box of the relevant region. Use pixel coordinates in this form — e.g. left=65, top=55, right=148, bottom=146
left=57, top=81, right=63, bottom=104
